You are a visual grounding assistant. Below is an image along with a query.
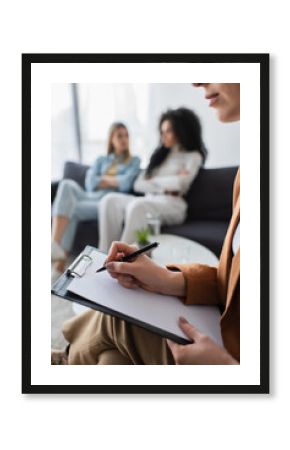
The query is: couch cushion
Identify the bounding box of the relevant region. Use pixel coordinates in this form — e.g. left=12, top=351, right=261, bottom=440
left=162, top=220, right=229, bottom=257
left=72, top=220, right=99, bottom=255
left=60, top=161, right=237, bottom=257
left=63, top=161, right=89, bottom=188
left=185, top=166, right=238, bottom=221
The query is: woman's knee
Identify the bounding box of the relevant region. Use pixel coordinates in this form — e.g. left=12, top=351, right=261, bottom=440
left=67, top=342, right=97, bottom=365
left=98, top=349, right=132, bottom=365
left=100, top=192, right=123, bottom=205
left=99, top=193, right=124, bottom=215
left=125, top=198, right=148, bottom=220
left=63, top=312, right=112, bottom=365
left=58, top=179, right=79, bottom=192
left=55, top=179, right=79, bottom=202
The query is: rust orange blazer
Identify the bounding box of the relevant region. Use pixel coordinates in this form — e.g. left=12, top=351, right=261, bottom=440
left=168, top=169, right=240, bottom=362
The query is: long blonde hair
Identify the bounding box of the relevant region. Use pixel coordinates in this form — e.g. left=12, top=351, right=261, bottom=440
left=107, top=122, right=131, bottom=161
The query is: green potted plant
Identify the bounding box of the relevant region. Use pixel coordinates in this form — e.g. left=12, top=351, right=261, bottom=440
left=135, top=227, right=151, bottom=249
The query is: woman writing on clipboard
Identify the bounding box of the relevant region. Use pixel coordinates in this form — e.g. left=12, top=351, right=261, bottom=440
left=52, top=83, right=240, bottom=365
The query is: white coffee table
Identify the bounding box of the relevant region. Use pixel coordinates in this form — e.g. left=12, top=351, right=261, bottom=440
left=151, top=234, right=218, bottom=266
left=72, top=235, right=218, bottom=315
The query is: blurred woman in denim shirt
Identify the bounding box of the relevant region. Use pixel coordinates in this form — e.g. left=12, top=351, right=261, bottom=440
left=51, top=122, right=140, bottom=281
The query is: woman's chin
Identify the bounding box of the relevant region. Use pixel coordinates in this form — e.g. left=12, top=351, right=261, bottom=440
left=216, top=106, right=240, bottom=123
left=216, top=110, right=235, bottom=123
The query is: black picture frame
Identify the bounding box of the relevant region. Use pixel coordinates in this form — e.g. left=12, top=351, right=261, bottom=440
left=22, top=53, right=269, bottom=394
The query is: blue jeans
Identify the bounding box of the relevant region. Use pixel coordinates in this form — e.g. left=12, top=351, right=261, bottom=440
left=52, top=179, right=105, bottom=252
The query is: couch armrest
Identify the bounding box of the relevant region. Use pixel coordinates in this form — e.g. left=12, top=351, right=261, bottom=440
left=51, top=181, right=59, bottom=204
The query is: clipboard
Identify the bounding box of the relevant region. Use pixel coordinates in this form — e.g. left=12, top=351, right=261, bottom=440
left=51, top=245, right=222, bottom=345
left=52, top=245, right=222, bottom=346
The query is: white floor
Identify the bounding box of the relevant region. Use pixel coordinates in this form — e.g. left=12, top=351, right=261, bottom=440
left=51, top=293, right=76, bottom=349
left=51, top=257, right=78, bottom=349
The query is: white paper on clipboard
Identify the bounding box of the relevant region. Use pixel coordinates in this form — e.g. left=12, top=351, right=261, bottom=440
left=67, top=249, right=223, bottom=345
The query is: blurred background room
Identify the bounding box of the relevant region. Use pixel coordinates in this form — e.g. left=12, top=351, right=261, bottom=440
left=51, top=83, right=239, bottom=258
left=51, top=83, right=240, bottom=347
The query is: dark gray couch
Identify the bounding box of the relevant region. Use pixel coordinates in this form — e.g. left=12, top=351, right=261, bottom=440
left=51, top=161, right=238, bottom=257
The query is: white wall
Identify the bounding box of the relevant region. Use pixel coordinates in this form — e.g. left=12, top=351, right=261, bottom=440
left=146, top=83, right=240, bottom=168
left=51, top=83, right=240, bottom=179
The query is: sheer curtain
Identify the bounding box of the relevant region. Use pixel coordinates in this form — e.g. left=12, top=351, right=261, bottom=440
left=52, top=83, right=157, bottom=179
left=51, top=84, right=78, bottom=180
left=78, top=83, right=156, bottom=168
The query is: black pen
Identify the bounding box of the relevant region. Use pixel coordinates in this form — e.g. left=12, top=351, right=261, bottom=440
left=96, top=242, right=159, bottom=273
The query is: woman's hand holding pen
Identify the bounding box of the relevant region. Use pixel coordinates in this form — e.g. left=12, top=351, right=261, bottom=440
left=105, top=242, right=238, bottom=365
left=105, top=241, right=186, bottom=297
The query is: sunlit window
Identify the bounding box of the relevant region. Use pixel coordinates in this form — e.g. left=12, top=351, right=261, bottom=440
left=51, top=84, right=78, bottom=180
left=78, top=83, right=153, bottom=167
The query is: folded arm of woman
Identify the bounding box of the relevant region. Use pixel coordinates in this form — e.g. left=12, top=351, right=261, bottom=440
left=133, top=171, right=164, bottom=194
left=84, top=157, right=104, bottom=192
left=116, top=156, right=141, bottom=192
left=152, top=152, right=202, bottom=195
left=134, top=152, right=202, bottom=195
left=85, top=156, right=140, bottom=192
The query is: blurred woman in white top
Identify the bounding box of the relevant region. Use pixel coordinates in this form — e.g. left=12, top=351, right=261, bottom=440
left=98, top=107, right=207, bottom=252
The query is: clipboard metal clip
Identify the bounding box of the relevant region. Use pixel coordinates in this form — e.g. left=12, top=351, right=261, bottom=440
left=66, top=254, right=92, bottom=278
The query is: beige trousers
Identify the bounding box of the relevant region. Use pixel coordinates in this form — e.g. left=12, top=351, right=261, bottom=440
left=62, top=309, right=175, bottom=365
